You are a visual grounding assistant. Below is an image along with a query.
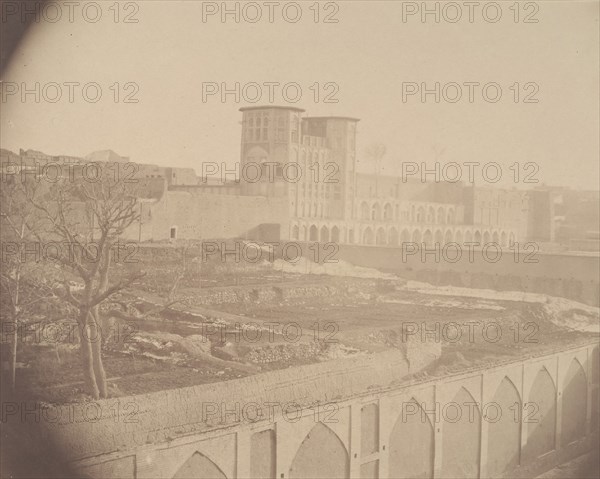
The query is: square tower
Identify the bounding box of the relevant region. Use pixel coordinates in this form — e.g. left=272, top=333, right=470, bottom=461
left=300, top=116, right=359, bottom=220
left=239, top=106, right=305, bottom=197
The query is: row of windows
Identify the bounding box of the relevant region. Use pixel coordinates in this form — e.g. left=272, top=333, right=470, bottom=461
left=357, top=203, right=458, bottom=224
left=299, top=184, right=341, bottom=200
left=244, top=113, right=299, bottom=143
left=299, top=203, right=332, bottom=218
left=300, top=149, right=329, bottom=162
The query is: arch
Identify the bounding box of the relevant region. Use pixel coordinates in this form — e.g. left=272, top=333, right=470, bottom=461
left=465, top=230, right=473, bottom=243
left=434, top=229, right=443, bottom=246
left=487, top=377, right=522, bottom=478
left=395, top=204, right=400, bottom=221
left=320, top=226, right=330, bottom=243
left=455, top=230, right=464, bottom=245
left=417, top=206, right=426, bottom=223
left=437, top=206, right=445, bottom=224
left=302, top=225, right=308, bottom=241
left=401, top=229, right=411, bottom=244
left=309, top=225, right=318, bottom=242
left=388, top=227, right=399, bottom=246
left=474, top=230, right=482, bottom=245
left=411, top=205, right=416, bottom=222
left=376, top=227, right=387, bottom=245
left=360, top=202, right=370, bottom=221
left=245, top=145, right=269, bottom=163
left=412, top=229, right=422, bottom=243
left=389, top=399, right=434, bottom=479
left=492, top=231, right=500, bottom=244
left=292, top=225, right=299, bottom=240
left=363, top=227, right=374, bottom=245
left=501, top=231, right=507, bottom=247
left=509, top=232, right=515, bottom=246
left=447, top=208, right=455, bottom=224
left=444, top=229, right=453, bottom=245
left=483, top=231, right=491, bottom=245
left=427, top=206, right=435, bottom=223
left=348, top=228, right=355, bottom=244
left=172, top=452, right=226, bottom=479
left=289, top=423, right=349, bottom=479
left=384, top=203, right=393, bottom=221
left=372, top=203, right=382, bottom=221
left=423, top=229, right=433, bottom=248
left=561, top=358, right=588, bottom=446
left=441, top=387, right=481, bottom=478
left=331, top=226, right=340, bottom=243
left=523, top=367, right=556, bottom=462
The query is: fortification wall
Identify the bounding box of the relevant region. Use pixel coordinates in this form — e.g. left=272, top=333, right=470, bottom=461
left=122, top=191, right=290, bottom=242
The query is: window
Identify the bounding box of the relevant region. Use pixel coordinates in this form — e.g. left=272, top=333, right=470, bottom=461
left=291, top=117, right=299, bottom=143
left=170, top=227, right=177, bottom=240
left=276, top=116, right=286, bottom=142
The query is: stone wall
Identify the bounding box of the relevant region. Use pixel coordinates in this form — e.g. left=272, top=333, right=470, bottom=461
left=122, top=190, right=290, bottom=242
left=285, top=242, right=600, bottom=306
left=6, top=342, right=598, bottom=479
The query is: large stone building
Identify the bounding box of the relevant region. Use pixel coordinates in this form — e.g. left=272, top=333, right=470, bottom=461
left=235, top=105, right=524, bottom=248
left=1, top=106, right=552, bottom=248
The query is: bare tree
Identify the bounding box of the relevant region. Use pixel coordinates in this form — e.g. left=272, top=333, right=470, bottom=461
left=30, top=179, right=144, bottom=399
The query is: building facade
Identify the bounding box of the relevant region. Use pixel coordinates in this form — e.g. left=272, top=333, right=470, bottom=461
left=235, top=106, right=523, bottom=247
left=1, top=107, right=541, bottom=247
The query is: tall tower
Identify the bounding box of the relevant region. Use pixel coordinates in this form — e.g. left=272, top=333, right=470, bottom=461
left=239, top=106, right=305, bottom=197
left=301, top=116, right=359, bottom=220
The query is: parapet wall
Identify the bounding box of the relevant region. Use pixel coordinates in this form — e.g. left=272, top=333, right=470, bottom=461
left=7, top=342, right=598, bottom=479
left=18, top=349, right=412, bottom=461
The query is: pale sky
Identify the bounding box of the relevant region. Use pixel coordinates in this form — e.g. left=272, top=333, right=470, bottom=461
left=1, top=0, right=598, bottom=190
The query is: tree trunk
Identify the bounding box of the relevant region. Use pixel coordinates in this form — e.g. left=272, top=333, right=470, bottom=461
left=89, top=309, right=108, bottom=398
left=78, top=314, right=99, bottom=399
left=9, top=317, right=17, bottom=391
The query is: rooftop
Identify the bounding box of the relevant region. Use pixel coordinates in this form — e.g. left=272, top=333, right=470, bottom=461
left=303, top=116, right=361, bottom=122
left=239, top=105, right=305, bottom=113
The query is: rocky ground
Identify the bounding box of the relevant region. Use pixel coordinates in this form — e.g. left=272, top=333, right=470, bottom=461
left=5, top=257, right=599, bottom=404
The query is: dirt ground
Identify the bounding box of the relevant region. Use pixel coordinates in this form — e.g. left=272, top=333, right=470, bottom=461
left=4, top=261, right=598, bottom=404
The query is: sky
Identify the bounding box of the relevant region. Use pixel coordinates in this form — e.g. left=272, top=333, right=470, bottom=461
left=1, top=0, right=599, bottom=190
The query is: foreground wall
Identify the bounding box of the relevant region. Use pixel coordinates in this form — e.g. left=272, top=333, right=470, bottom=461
left=30, top=342, right=600, bottom=479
